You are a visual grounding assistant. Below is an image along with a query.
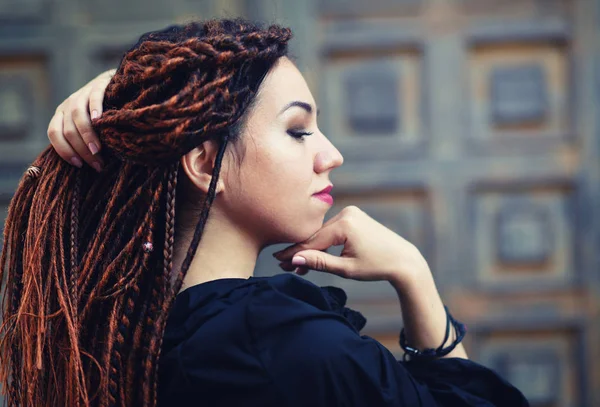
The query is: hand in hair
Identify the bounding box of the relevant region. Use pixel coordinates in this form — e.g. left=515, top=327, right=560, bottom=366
left=9, top=19, right=294, bottom=407
left=47, top=68, right=115, bottom=172
left=273, top=205, right=430, bottom=288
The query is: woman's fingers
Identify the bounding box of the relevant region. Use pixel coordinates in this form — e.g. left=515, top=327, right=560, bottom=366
left=63, top=103, right=103, bottom=172
left=88, top=69, right=114, bottom=121
left=46, top=69, right=115, bottom=170
left=278, top=249, right=354, bottom=278
left=273, top=206, right=354, bottom=260
left=274, top=219, right=357, bottom=278
left=273, top=205, right=422, bottom=283
left=294, top=266, right=310, bottom=276
left=273, top=218, right=346, bottom=261
left=72, top=94, right=104, bottom=170
left=277, top=261, right=310, bottom=276
left=47, top=110, right=83, bottom=168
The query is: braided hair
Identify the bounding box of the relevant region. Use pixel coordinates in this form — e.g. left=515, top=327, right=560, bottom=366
left=0, top=18, right=292, bottom=407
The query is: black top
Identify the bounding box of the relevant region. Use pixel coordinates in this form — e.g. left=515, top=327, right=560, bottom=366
left=158, top=273, right=529, bottom=406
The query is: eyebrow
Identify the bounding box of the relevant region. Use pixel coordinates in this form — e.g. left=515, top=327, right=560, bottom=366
left=278, top=101, right=320, bottom=117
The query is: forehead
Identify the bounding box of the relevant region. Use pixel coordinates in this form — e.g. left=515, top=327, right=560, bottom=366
left=255, top=57, right=315, bottom=113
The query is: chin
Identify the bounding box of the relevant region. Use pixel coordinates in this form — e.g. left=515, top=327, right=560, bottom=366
left=295, top=220, right=325, bottom=242
left=267, top=218, right=322, bottom=246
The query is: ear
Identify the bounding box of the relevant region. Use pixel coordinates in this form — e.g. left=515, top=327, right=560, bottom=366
left=180, top=139, right=226, bottom=195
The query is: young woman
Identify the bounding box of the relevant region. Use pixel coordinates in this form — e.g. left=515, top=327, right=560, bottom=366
left=0, top=18, right=529, bottom=406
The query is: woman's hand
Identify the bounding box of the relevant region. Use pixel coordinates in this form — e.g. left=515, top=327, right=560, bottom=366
left=47, top=68, right=116, bottom=171
left=275, top=206, right=468, bottom=359
left=273, top=205, right=430, bottom=287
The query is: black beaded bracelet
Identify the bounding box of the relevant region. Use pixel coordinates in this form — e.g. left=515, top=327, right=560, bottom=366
left=399, top=305, right=467, bottom=361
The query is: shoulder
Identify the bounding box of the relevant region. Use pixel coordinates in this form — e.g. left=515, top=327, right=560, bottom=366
left=246, top=275, right=425, bottom=406
left=246, top=274, right=366, bottom=338
left=246, top=274, right=374, bottom=368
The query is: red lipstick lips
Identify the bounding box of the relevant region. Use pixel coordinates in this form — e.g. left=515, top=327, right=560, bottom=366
left=313, top=185, right=333, bottom=205
left=315, top=185, right=333, bottom=195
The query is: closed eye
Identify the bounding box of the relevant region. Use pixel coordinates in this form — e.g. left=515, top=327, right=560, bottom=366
left=287, top=129, right=314, bottom=141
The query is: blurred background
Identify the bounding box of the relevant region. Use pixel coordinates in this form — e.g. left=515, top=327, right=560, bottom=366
left=0, top=0, right=599, bottom=405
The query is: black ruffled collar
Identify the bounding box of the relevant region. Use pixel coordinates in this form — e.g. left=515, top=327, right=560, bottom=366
left=319, top=285, right=367, bottom=332
left=168, top=274, right=368, bottom=336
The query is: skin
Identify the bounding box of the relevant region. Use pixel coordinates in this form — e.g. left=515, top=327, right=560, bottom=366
left=174, top=57, right=344, bottom=289
left=47, top=56, right=467, bottom=360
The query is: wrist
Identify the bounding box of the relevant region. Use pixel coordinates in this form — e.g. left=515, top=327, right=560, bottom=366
left=388, top=245, right=430, bottom=288
left=387, top=263, right=432, bottom=293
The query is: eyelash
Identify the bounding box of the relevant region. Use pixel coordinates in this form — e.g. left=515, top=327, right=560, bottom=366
left=287, top=129, right=314, bottom=141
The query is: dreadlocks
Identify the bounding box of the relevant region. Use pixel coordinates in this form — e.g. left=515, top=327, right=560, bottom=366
left=0, top=18, right=292, bottom=407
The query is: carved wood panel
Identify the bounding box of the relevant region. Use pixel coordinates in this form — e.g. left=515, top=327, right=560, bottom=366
left=0, top=0, right=598, bottom=405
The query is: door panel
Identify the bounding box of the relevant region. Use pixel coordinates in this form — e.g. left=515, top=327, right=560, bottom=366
left=254, top=1, right=599, bottom=406
left=0, top=0, right=598, bottom=405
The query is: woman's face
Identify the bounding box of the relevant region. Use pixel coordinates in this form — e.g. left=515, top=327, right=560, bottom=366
left=220, top=56, right=344, bottom=247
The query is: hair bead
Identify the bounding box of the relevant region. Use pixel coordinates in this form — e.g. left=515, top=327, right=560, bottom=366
left=142, top=242, right=154, bottom=253
left=25, top=166, right=41, bottom=179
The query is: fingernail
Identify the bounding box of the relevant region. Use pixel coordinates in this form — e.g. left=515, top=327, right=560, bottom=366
left=70, top=156, right=83, bottom=168
left=88, top=142, right=99, bottom=155
left=91, top=110, right=99, bottom=120
left=92, top=162, right=102, bottom=172
left=291, top=256, right=306, bottom=266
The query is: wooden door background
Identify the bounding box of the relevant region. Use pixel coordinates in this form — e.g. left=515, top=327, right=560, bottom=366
left=0, top=1, right=598, bottom=406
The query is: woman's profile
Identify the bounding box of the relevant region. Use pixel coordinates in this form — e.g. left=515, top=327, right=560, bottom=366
left=0, top=18, right=529, bottom=406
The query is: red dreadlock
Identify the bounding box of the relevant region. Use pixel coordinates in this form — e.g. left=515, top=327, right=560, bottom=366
left=0, top=18, right=292, bottom=407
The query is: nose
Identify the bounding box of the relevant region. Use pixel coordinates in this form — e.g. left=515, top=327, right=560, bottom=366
left=314, top=133, right=344, bottom=173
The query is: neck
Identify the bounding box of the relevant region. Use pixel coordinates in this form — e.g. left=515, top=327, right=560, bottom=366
left=172, top=205, right=261, bottom=294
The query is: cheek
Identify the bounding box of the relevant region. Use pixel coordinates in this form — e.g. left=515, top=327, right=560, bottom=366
left=230, top=144, right=322, bottom=240
left=264, top=156, right=325, bottom=240
left=262, top=144, right=312, bottom=199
